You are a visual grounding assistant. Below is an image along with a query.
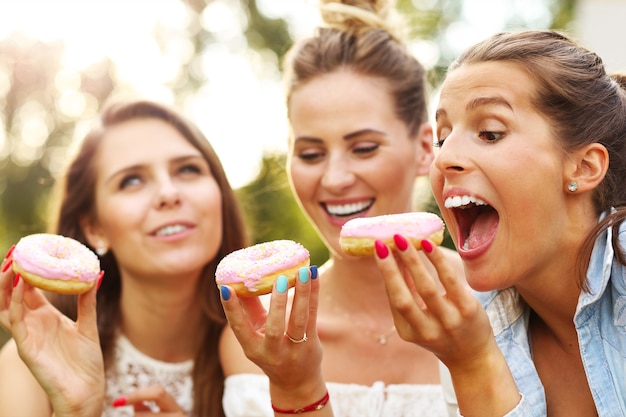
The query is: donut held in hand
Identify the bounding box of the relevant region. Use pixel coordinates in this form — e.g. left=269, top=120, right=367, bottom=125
left=12, top=233, right=101, bottom=294
left=340, top=212, right=445, bottom=256
left=216, top=240, right=310, bottom=297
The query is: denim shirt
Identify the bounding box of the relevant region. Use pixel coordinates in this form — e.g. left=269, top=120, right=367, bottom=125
left=472, top=220, right=626, bottom=416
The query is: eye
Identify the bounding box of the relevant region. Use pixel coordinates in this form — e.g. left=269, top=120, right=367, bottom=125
left=175, top=158, right=211, bottom=178
left=178, top=163, right=202, bottom=175
left=352, top=143, right=379, bottom=155
left=119, top=174, right=142, bottom=190
left=478, top=131, right=505, bottom=143
left=297, top=148, right=326, bottom=163
left=434, top=127, right=450, bottom=148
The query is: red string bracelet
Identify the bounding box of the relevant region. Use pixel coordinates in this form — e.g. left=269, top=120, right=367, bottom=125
left=271, top=390, right=330, bottom=414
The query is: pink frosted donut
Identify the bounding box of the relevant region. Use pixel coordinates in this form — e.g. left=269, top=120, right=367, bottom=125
left=340, top=212, right=445, bottom=256
left=216, top=240, right=310, bottom=297
left=12, top=233, right=101, bottom=294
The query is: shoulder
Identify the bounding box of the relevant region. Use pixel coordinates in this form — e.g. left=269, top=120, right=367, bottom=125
left=0, top=339, right=32, bottom=381
left=0, top=340, right=50, bottom=416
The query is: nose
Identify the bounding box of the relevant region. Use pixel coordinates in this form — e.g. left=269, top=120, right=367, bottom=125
left=432, top=133, right=468, bottom=177
left=154, top=176, right=181, bottom=209
left=320, top=154, right=356, bottom=193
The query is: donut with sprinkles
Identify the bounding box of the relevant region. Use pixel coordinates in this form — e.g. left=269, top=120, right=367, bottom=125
left=216, top=240, right=310, bottom=297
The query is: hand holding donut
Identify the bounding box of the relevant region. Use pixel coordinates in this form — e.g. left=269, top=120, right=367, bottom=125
left=373, top=235, right=491, bottom=362
left=374, top=235, right=520, bottom=415
left=219, top=240, right=330, bottom=414
left=0, top=238, right=105, bottom=417
left=12, top=234, right=101, bottom=295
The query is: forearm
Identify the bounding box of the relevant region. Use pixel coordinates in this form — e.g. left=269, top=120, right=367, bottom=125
left=448, top=346, right=520, bottom=417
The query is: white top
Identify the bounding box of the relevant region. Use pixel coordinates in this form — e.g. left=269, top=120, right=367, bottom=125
left=223, top=374, right=450, bottom=417
left=102, top=335, right=193, bottom=417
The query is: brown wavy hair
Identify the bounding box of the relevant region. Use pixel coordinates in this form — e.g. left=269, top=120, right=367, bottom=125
left=448, top=29, right=626, bottom=289
left=47, top=99, right=248, bottom=417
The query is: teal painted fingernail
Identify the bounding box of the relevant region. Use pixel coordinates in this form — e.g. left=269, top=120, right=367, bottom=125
left=276, top=275, right=288, bottom=293
left=299, top=267, right=309, bottom=284
left=220, top=286, right=231, bottom=301
left=310, top=265, right=318, bottom=280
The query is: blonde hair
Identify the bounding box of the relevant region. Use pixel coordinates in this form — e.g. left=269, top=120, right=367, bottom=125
left=319, top=0, right=407, bottom=41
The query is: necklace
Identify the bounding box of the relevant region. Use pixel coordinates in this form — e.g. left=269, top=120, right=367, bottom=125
left=368, top=324, right=397, bottom=345
left=345, top=313, right=397, bottom=345
left=325, top=292, right=397, bottom=345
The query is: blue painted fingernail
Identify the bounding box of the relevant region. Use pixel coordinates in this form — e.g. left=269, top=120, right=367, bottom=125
left=299, top=267, right=309, bottom=284
left=276, top=275, right=288, bottom=293
left=220, top=286, right=231, bottom=301
left=310, top=265, right=318, bottom=280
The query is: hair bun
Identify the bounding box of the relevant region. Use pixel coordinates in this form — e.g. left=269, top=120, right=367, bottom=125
left=319, top=0, right=405, bottom=40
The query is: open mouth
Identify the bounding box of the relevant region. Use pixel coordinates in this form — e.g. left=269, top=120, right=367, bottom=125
left=444, top=195, right=499, bottom=251
left=323, top=199, right=374, bottom=218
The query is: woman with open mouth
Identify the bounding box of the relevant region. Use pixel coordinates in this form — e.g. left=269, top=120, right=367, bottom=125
left=377, top=29, right=626, bottom=416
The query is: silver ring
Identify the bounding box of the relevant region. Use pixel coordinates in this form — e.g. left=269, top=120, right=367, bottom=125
left=285, top=332, right=307, bottom=343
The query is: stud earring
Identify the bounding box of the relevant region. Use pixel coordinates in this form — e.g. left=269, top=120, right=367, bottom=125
left=567, top=181, right=578, bottom=192
left=95, top=242, right=108, bottom=256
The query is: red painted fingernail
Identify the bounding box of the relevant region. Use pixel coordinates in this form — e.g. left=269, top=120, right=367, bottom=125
left=13, top=273, right=20, bottom=288
left=4, top=245, right=15, bottom=259
left=2, top=259, right=12, bottom=273
left=112, top=396, right=127, bottom=407
left=421, top=239, right=433, bottom=253
left=393, top=234, right=408, bottom=251
left=97, top=271, right=104, bottom=290
left=375, top=240, right=389, bottom=259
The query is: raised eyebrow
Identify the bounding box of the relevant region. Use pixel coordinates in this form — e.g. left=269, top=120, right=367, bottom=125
left=466, top=96, right=512, bottom=112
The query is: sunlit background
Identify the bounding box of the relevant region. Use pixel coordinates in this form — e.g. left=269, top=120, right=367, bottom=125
left=0, top=0, right=583, bottom=188
left=1, top=0, right=625, bottom=346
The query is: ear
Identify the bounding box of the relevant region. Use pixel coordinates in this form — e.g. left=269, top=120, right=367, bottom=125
left=565, top=143, right=609, bottom=193
left=412, top=122, right=435, bottom=176
left=80, top=215, right=109, bottom=251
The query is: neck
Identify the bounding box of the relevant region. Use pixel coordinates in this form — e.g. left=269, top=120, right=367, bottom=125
left=319, top=254, right=397, bottom=342
left=321, top=254, right=390, bottom=311
left=517, top=263, right=582, bottom=349
left=119, top=273, right=204, bottom=362
left=517, top=206, right=596, bottom=346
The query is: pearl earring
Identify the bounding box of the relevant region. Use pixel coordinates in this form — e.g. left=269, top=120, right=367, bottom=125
left=95, top=242, right=108, bottom=256
left=567, top=181, right=578, bottom=192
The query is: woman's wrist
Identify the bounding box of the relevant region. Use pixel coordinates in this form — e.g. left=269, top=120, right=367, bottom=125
left=272, top=390, right=329, bottom=414
left=269, top=376, right=330, bottom=415
left=50, top=393, right=104, bottom=417
left=447, top=345, right=520, bottom=417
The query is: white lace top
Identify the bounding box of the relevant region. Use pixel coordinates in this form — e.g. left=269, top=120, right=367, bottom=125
left=223, top=374, right=450, bottom=417
left=102, top=335, right=194, bottom=417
